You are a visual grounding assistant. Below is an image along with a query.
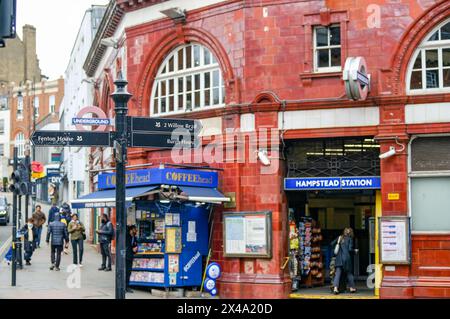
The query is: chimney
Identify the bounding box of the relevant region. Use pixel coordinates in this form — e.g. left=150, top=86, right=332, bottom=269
left=22, top=24, right=41, bottom=81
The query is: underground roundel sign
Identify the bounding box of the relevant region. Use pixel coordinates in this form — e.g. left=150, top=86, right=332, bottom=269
left=73, top=106, right=111, bottom=132
left=343, top=57, right=370, bottom=101
left=206, top=262, right=222, bottom=280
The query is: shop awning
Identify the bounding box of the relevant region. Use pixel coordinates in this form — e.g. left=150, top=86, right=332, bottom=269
left=178, top=186, right=230, bottom=204
left=71, top=186, right=159, bottom=209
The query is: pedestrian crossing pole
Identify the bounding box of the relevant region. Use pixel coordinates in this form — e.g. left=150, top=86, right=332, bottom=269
left=11, top=147, right=17, bottom=286
left=111, top=71, right=132, bottom=300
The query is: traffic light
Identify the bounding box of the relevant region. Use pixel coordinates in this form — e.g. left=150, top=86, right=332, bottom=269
left=9, top=159, right=31, bottom=195
left=0, top=0, right=16, bottom=41
left=31, top=161, right=45, bottom=179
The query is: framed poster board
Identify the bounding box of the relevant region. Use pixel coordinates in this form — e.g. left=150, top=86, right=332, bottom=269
left=166, top=227, right=182, bottom=253
left=223, top=211, right=272, bottom=258
left=379, top=216, right=411, bottom=264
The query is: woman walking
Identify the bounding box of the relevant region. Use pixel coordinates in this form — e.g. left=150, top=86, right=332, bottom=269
left=68, top=213, right=85, bottom=266
left=330, top=227, right=357, bottom=294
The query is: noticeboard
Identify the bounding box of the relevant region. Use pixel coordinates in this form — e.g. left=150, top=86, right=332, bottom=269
left=379, top=216, right=411, bottom=264
left=223, top=211, right=272, bottom=258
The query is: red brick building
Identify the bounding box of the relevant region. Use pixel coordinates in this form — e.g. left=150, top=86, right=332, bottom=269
left=84, top=0, right=450, bottom=298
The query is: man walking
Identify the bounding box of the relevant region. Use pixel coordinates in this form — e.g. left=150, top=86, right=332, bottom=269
left=96, top=213, right=114, bottom=271
left=32, top=205, right=46, bottom=248
left=47, top=203, right=59, bottom=225
left=46, top=214, right=69, bottom=271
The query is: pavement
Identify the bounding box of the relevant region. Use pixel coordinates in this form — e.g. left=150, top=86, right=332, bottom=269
left=0, top=195, right=158, bottom=299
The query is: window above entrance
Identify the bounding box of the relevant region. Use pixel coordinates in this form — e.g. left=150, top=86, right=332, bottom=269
left=150, top=43, right=225, bottom=116
left=407, top=19, right=450, bottom=94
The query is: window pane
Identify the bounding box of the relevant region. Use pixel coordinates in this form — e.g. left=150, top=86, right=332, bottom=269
left=178, top=77, right=183, bottom=93
left=428, top=30, right=439, bottom=41
left=186, top=46, right=192, bottom=68
left=441, top=22, right=450, bottom=40
left=178, top=49, right=184, bottom=70
left=169, top=79, right=174, bottom=95
left=330, top=48, right=341, bottom=66
left=443, top=48, right=450, bottom=67
left=330, top=26, right=340, bottom=45
left=178, top=95, right=183, bottom=110
left=169, top=96, right=174, bottom=112
left=413, top=52, right=422, bottom=69
left=317, top=49, right=329, bottom=68
left=204, top=72, right=211, bottom=89
left=153, top=98, right=158, bottom=114
left=193, top=45, right=201, bottom=67
left=213, top=88, right=220, bottom=105
left=186, top=75, right=192, bottom=91
left=316, top=27, right=328, bottom=47
left=221, top=87, right=225, bottom=104
left=411, top=177, right=450, bottom=231
left=195, top=92, right=200, bottom=108
left=204, top=89, right=210, bottom=106
left=425, top=49, right=438, bottom=68
left=212, top=70, right=219, bottom=87
left=204, top=48, right=211, bottom=65
left=426, top=69, right=439, bottom=88
left=186, top=93, right=192, bottom=109
left=169, top=56, right=174, bottom=72
left=155, top=82, right=159, bottom=97
left=162, top=65, right=166, bottom=74
left=410, top=70, right=423, bottom=90
left=161, top=81, right=166, bottom=96
left=411, top=137, right=450, bottom=171
left=161, top=98, right=166, bottom=113
left=444, top=69, right=450, bottom=87
left=194, top=74, right=200, bottom=90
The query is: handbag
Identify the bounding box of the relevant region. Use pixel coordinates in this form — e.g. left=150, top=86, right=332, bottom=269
left=333, top=236, right=342, bottom=256
left=82, top=232, right=86, bottom=240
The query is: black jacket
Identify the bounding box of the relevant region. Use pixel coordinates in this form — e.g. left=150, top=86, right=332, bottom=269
left=97, top=220, right=114, bottom=244
left=21, top=224, right=38, bottom=245
left=331, top=235, right=354, bottom=273
left=46, top=220, right=69, bottom=246
left=126, top=233, right=138, bottom=260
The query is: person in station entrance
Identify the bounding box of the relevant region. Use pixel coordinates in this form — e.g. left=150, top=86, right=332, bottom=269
left=125, top=225, right=138, bottom=293
left=96, top=213, right=114, bottom=271
left=330, top=227, right=357, bottom=294
left=32, top=205, right=46, bottom=248
left=46, top=214, right=69, bottom=271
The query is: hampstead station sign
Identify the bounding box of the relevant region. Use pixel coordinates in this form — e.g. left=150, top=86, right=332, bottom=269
left=284, top=176, right=381, bottom=191
left=98, top=168, right=218, bottom=190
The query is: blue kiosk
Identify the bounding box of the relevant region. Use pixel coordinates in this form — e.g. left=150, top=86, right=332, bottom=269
left=71, top=167, right=229, bottom=288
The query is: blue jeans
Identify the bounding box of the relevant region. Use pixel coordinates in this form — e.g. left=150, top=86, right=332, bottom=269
left=36, top=226, right=43, bottom=247
left=333, top=266, right=356, bottom=289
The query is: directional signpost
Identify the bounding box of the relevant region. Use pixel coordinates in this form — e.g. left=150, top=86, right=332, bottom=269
left=127, top=116, right=202, bottom=149
left=30, top=73, right=201, bottom=300
left=31, top=131, right=111, bottom=147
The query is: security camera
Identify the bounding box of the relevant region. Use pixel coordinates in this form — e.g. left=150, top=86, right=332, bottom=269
left=257, top=149, right=271, bottom=166
left=379, top=146, right=396, bottom=159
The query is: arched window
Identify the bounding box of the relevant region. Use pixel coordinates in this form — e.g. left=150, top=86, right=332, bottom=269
left=15, top=132, right=25, bottom=158
left=151, top=43, right=225, bottom=116
left=407, top=19, right=450, bottom=93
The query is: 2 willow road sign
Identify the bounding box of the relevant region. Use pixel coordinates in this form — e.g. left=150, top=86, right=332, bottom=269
left=31, top=117, right=202, bottom=149
left=31, top=131, right=111, bottom=147
left=127, top=117, right=202, bottom=149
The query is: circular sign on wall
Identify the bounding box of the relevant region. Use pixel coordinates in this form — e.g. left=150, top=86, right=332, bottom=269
left=73, top=106, right=111, bottom=132
left=206, top=262, right=222, bottom=280
left=204, top=278, right=216, bottom=292
left=343, top=57, right=370, bottom=101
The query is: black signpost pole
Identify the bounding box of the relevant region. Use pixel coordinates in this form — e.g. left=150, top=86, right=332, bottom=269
left=111, top=72, right=132, bottom=300
left=11, top=147, right=17, bottom=286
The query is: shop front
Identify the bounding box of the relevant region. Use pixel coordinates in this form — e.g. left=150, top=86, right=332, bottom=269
left=71, top=167, right=229, bottom=290
left=284, top=137, right=382, bottom=298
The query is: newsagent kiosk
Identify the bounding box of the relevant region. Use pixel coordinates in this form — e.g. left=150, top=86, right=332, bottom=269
left=71, top=167, right=229, bottom=288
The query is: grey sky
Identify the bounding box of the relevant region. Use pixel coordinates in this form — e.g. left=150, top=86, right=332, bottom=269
left=16, top=0, right=110, bottom=80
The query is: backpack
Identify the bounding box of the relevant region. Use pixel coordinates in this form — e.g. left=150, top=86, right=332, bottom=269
left=108, top=221, right=116, bottom=240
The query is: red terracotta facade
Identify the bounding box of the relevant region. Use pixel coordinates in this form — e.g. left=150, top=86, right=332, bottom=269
left=92, top=0, right=450, bottom=298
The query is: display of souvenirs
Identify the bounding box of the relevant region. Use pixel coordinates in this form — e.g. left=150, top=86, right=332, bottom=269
left=137, top=242, right=163, bottom=253
left=297, top=218, right=324, bottom=287
left=130, top=271, right=164, bottom=284
left=132, top=258, right=164, bottom=270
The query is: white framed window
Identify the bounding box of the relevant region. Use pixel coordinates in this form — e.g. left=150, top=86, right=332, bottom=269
left=0, top=119, right=4, bottom=134
left=409, top=135, right=450, bottom=233
left=34, top=96, right=39, bottom=118
left=313, top=25, right=341, bottom=72
left=0, top=144, right=4, bottom=156
left=407, top=19, right=450, bottom=94
left=0, top=96, right=8, bottom=110
left=15, top=132, right=25, bottom=158
left=17, top=97, right=23, bottom=119
left=49, top=95, right=56, bottom=113
left=151, top=43, right=225, bottom=116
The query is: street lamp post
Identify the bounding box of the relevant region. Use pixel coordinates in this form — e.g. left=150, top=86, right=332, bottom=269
left=111, top=72, right=132, bottom=300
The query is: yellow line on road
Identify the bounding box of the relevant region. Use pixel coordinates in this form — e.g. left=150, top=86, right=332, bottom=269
left=290, top=293, right=379, bottom=299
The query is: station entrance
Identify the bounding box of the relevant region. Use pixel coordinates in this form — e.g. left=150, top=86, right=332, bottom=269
left=284, top=137, right=381, bottom=298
